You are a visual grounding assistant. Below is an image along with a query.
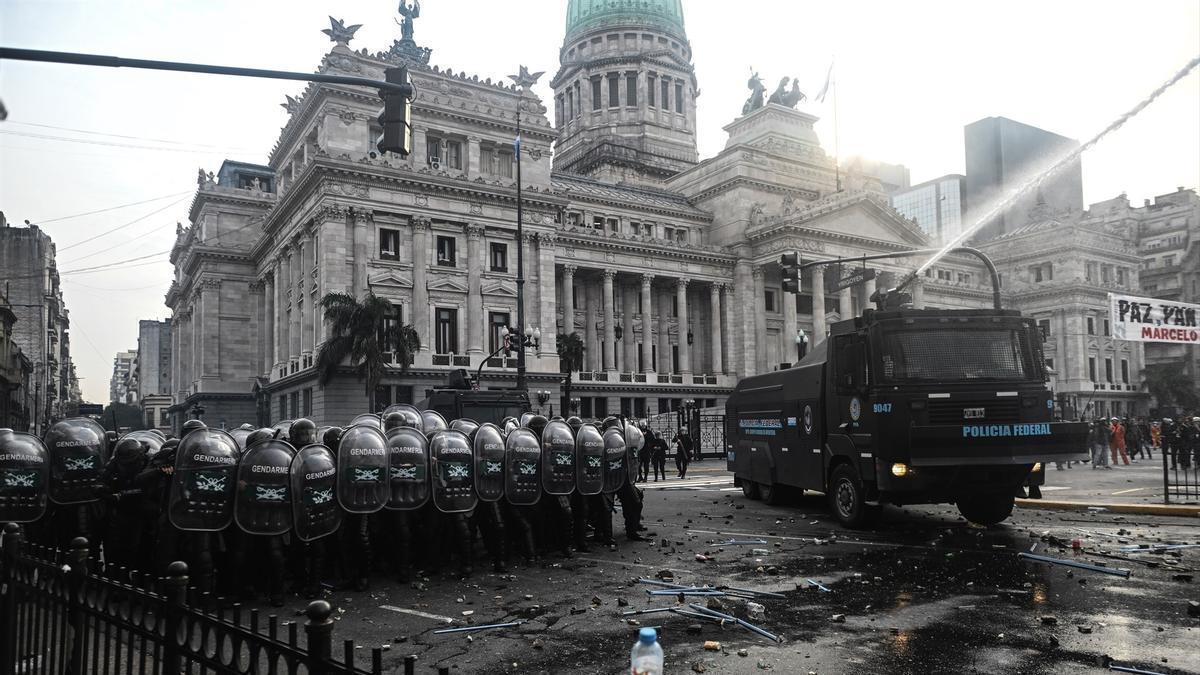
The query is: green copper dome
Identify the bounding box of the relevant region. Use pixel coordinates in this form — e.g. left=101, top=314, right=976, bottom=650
left=565, top=0, right=687, bottom=42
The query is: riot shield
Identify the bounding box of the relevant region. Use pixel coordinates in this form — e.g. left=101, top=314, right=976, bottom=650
left=449, top=418, right=479, bottom=440
left=505, top=428, right=541, bottom=506
left=336, top=424, right=388, bottom=514
left=382, top=404, right=423, bottom=431
left=290, top=444, right=342, bottom=542
left=234, top=439, right=295, bottom=536
left=602, top=426, right=627, bottom=494
left=576, top=424, right=605, bottom=496
left=384, top=427, right=429, bottom=511
left=0, top=429, right=50, bottom=523
left=421, top=410, right=448, bottom=437
left=624, top=423, right=645, bottom=486
left=272, top=419, right=293, bottom=439
left=44, top=417, right=108, bottom=505
left=121, top=430, right=165, bottom=458
left=473, top=423, right=505, bottom=502
left=541, top=419, right=576, bottom=496
left=430, top=429, right=476, bottom=514
left=228, top=427, right=254, bottom=451
left=501, top=417, right=519, bottom=437
left=349, top=413, right=382, bottom=429
left=169, top=429, right=239, bottom=532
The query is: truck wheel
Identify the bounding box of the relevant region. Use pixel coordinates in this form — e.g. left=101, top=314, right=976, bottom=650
left=759, top=482, right=785, bottom=506
left=828, top=464, right=872, bottom=528
left=741, top=480, right=761, bottom=500
left=957, top=495, right=1015, bottom=526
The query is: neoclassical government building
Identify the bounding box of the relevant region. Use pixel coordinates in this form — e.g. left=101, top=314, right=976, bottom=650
left=166, top=0, right=1156, bottom=429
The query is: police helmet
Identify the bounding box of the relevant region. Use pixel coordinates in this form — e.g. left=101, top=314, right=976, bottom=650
left=181, top=419, right=207, bottom=438
left=289, top=418, right=318, bottom=447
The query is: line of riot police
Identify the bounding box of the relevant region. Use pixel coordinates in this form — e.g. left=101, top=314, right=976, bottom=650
left=0, top=409, right=649, bottom=606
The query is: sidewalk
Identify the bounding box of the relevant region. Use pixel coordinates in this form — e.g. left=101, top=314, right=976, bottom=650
left=1019, top=455, right=1200, bottom=516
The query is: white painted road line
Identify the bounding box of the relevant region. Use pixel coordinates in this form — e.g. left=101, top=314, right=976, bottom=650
left=380, top=605, right=455, bottom=623
left=1111, top=487, right=1147, bottom=495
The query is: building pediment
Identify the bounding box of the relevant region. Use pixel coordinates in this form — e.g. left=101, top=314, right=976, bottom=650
left=800, top=198, right=929, bottom=247
left=427, top=275, right=469, bottom=293
left=482, top=280, right=518, bottom=297
left=368, top=271, right=413, bottom=290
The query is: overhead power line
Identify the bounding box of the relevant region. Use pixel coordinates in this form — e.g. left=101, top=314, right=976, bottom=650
left=57, top=197, right=189, bottom=252
left=0, top=129, right=250, bottom=155
left=34, top=190, right=193, bottom=224
left=4, top=120, right=259, bottom=151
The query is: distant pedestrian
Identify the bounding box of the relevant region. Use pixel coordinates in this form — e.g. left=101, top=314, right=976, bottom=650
left=637, top=429, right=652, bottom=482
left=673, top=429, right=691, bottom=479
left=1091, top=419, right=1111, bottom=469
left=1109, top=417, right=1130, bottom=466
left=651, top=432, right=667, bottom=482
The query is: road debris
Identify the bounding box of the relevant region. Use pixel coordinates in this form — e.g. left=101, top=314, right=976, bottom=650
left=1017, top=552, right=1132, bottom=578
left=433, top=621, right=524, bottom=635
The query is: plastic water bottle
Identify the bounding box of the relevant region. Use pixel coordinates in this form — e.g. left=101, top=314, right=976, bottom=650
left=630, top=627, right=664, bottom=675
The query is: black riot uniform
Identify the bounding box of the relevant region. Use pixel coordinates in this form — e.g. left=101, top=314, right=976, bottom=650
left=539, top=417, right=576, bottom=557
left=382, top=409, right=428, bottom=582
left=617, top=423, right=648, bottom=541
left=470, top=422, right=509, bottom=573
left=100, top=434, right=154, bottom=569
left=42, top=417, right=110, bottom=553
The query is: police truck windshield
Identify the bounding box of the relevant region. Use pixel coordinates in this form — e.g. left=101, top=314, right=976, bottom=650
left=878, top=328, right=1037, bottom=383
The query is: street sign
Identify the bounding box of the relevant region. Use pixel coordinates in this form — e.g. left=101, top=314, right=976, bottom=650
left=825, top=264, right=877, bottom=292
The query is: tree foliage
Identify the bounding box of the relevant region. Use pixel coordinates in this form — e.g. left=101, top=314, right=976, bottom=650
left=316, top=292, right=420, bottom=408
left=1141, top=362, right=1200, bottom=411
left=557, top=332, right=585, bottom=414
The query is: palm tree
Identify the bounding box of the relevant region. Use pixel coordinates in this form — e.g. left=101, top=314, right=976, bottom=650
left=557, top=332, right=585, bottom=415
left=316, top=291, right=420, bottom=412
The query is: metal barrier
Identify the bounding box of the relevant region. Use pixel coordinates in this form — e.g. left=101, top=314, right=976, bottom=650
left=639, top=409, right=726, bottom=460
left=0, top=524, right=384, bottom=675
left=1163, top=440, right=1199, bottom=504
left=696, top=413, right=727, bottom=461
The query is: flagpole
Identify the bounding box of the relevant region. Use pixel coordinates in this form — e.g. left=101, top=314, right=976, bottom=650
left=514, top=109, right=527, bottom=392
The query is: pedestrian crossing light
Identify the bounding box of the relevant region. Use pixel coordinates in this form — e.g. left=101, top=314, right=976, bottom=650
left=780, top=252, right=801, bottom=294
left=376, top=66, right=413, bottom=156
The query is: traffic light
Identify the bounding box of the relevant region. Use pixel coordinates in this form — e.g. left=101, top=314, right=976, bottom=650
left=780, top=252, right=801, bottom=294
left=376, top=66, right=413, bottom=156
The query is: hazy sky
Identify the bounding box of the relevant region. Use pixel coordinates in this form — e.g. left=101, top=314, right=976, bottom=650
left=1, top=0, right=1198, bottom=402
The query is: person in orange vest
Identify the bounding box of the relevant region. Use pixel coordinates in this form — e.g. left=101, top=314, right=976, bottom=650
left=1109, top=417, right=1130, bottom=466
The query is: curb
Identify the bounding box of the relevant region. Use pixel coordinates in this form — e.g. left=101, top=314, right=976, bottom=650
left=1016, top=498, right=1200, bottom=518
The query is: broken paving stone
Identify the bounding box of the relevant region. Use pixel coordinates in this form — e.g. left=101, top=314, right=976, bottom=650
left=617, top=598, right=629, bottom=607
left=1040, top=616, right=1058, bottom=625
left=1172, top=574, right=1193, bottom=583
left=1078, top=625, right=1094, bottom=634
left=627, top=619, right=640, bottom=626
left=1188, top=601, right=1200, bottom=617
left=756, top=659, right=773, bottom=670
left=706, top=598, right=726, bottom=612
left=1048, top=635, right=1060, bottom=648
left=831, top=614, right=846, bottom=623
left=737, top=649, right=749, bottom=657
left=687, top=623, right=704, bottom=634
left=692, top=662, right=707, bottom=673
left=531, top=639, right=544, bottom=650
left=591, top=595, right=603, bottom=605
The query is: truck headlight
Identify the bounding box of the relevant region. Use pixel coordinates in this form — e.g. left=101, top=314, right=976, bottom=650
left=1032, top=463, right=1043, bottom=472
left=891, top=463, right=909, bottom=477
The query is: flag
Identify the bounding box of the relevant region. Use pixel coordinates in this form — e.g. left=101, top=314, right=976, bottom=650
left=513, top=134, right=521, bottom=155
left=815, top=61, right=834, bottom=103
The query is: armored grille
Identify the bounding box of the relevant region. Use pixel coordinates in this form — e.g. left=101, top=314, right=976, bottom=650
left=927, top=399, right=1021, bottom=425
left=880, top=329, right=1033, bottom=382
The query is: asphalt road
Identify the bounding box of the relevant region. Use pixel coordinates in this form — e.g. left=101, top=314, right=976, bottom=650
left=289, top=463, right=1200, bottom=674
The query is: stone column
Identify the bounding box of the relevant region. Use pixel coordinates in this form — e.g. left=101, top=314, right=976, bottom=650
left=910, top=277, right=924, bottom=310
left=676, top=279, right=691, bottom=374
left=811, top=263, right=828, bottom=344
left=864, top=277, right=877, bottom=311
left=537, top=234, right=557, bottom=359
left=200, top=280, right=219, bottom=377
left=525, top=232, right=541, bottom=337
left=752, top=266, right=767, bottom=374
left=411, top=125, right=427, bottom=168
left=839, top=286, right=853, bottom=319
left=657, top=287, right=670, bottom=372
left=602, top=270, right=616, bottom=371
left=783, top=282, right=798, bottom=365
left=298, top=233, right=311, bottom=357
left=467, top=136, right=481, bottom=176
left=720, top=284, right=733, bottom=375
left=584, top=279, right=598, bottom=372
left=709, top=283, right=723, bottom=375
left=466, top=224, right=484, bottom=358
left=352, top=209, right=370, bottom=298
left=412, top=218, right=430, bottom=351
left=263, top=273, right=275, bottom=374
left=622, top=282, right=636, bottom=372
left=276, top=255, right=289, bottom=366
left=640, top=274, right=654, bottom=373
left=561, top=265, right=576, bottom=338
left=289, top=245, right=302, bottom=361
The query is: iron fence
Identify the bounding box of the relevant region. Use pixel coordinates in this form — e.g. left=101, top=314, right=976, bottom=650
left=1163, top=442, right=1199, bottom=504
left=0, top=523, right=388, bottom=675
left=639, top=408, right=725, bottom=460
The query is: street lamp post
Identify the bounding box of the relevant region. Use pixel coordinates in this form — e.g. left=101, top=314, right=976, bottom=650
left=514, top=109, right=527, bottom=392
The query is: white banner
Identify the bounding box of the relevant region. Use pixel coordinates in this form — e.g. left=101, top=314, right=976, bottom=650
left=1108, top=293, right=1200, bottom=344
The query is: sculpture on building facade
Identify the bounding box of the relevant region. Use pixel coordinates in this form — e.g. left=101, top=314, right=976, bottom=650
left=322, top=17, right=363, bottom=45
left=508, top=65, right=546, bottom=91
left=742, top=72, right=765, bottom=115
left=767, top=77, right=806, bottom=108
left=397, top=1, right=421, bottom=41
